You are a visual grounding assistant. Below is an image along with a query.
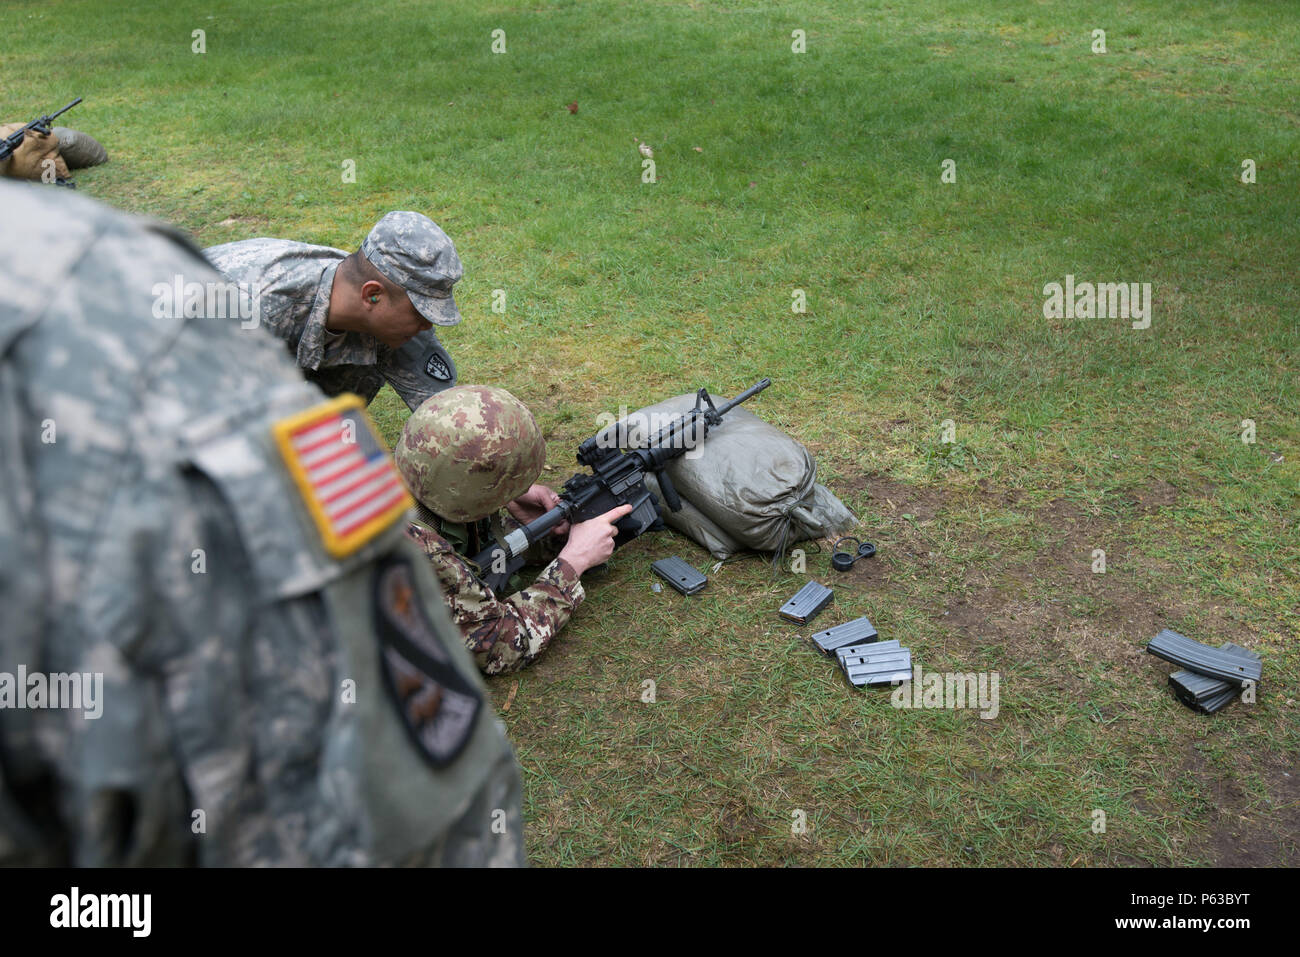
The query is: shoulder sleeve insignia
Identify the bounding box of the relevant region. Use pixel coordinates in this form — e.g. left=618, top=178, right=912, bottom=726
left=424, top=350, right=453, bottom=382
left=272, top=393, right=414, bottom=558
left=374, top=556, right=482, bottom=768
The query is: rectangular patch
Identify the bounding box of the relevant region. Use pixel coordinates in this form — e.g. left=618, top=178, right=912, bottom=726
left=272, top=394, right=414, bottom=558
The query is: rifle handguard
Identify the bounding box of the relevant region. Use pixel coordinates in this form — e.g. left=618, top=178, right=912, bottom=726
left=501, top=503, right=570, bottom=559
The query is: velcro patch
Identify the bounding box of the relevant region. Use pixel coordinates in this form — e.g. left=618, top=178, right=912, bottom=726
left=424, top=351, right=452, bottom=381
left=374, top=557, right=481, bottom=768
left=272, top=394, right=413, bottom=558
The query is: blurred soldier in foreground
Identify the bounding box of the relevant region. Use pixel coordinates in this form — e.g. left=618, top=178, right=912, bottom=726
left=394, top=386, right=631, bottom=676
left=0, top=181, right=523, bottom=866
left=206, top=212, right=462, bottom=411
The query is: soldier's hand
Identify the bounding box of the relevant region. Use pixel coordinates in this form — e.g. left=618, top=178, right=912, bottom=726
left=505, top=484, right=570, bottom=534
left=558, top=504, right=634, bottom=575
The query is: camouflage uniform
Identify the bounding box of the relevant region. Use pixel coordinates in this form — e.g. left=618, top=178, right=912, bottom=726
left=0, top=181, right=523, bottom=866
left=405, top=513, right=585, bottom=676
left=204, top=211, right=463, bottom=411
left=393, top=386, right=586, bottom=675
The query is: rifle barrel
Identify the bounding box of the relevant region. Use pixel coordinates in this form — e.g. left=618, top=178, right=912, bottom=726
left=48, top=98, right=83, bottom=122
left=642, top=377, right=770, bottom=452
left=714, top=377, right=771, bottom=416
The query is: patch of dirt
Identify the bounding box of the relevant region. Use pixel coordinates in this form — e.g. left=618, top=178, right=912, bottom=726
left=841, top=472, right=949, bottom=522
left=716, top=796, right=767, bottom=847
left=936, top=494, right=1120, bottom=665
left=1114, top=479, right=1180, bottom=515
left=975, top=477, right=1024, bottom=507
left=943, top=593, right=988, bottom=635
left=1181, top=747, right=1300, bottom=866
left=932, top=487, right=1256, bottom=670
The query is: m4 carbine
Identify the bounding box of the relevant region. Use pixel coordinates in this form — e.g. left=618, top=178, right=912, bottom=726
left=0, top=98, right=82, bottom=162
left=471, top=378, right=771, bottom=592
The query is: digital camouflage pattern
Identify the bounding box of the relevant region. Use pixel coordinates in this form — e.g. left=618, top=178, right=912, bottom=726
left=394, top=385, right=547, bottom=523
left=204, top=236, right=458, bottom=411
left=0, top=181, right=524, bottom=867
left=360, top=211, right=463, bottom=326
left=405, top=515, right=585, bottom=676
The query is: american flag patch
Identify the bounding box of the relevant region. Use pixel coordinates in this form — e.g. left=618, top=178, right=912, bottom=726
left=272, top=394, right=414, bottom=558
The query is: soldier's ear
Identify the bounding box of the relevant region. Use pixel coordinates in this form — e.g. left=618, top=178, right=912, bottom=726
left=360, top=280, right=386, bottom=306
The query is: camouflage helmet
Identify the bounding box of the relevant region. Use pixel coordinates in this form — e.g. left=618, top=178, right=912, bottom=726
left=395, top=385, right=545, bottom=522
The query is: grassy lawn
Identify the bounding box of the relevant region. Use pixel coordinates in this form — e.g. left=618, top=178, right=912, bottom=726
left=9, top=0, right=1296, bottom=866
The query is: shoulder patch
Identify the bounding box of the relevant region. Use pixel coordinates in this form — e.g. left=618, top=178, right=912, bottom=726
left=425, top=351, right=453, bottom=381
left=374, top=555, right=482, bottom=768
left=273, top=394, right=413, bottom=558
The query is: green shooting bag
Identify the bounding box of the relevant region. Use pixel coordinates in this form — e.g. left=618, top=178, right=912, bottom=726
left=623, top=392, right=857, bottom=561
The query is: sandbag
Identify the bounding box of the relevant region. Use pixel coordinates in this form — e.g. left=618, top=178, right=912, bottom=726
left=0, top=124, right=68, bottom=182
left=53, top=126, right=109, bottom=168
left=623, top=392, right=857, bottom=560
left=643, top=472, right=744, bottom=559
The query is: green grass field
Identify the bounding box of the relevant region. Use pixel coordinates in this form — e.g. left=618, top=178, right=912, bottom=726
left=10, top=0, right=1296, bottom=866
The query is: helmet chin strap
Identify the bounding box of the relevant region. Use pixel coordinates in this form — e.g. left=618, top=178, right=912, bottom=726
left=414, top=502, right=496, bottom=560
left=415, top=502, right=442, bottom=528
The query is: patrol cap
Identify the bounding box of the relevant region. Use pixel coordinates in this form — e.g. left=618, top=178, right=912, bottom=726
left=361, top=211, right=463, bottom=326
